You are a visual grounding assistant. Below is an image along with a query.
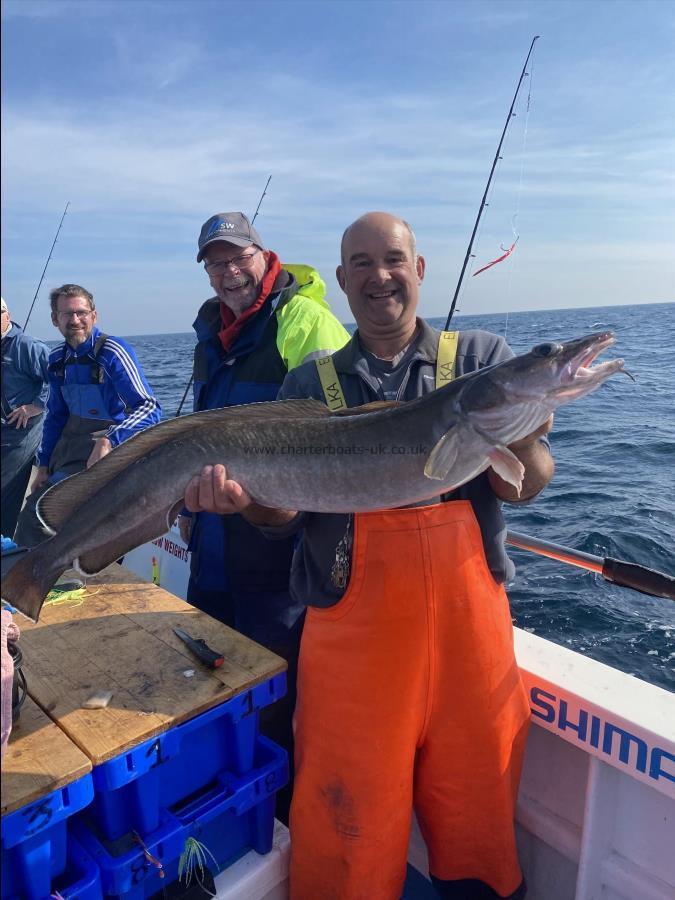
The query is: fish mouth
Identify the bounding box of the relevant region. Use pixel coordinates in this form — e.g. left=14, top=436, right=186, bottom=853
left=556, top=332, right=625, bottom=397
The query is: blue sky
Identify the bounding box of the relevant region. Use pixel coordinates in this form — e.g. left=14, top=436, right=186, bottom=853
left=2, top=0, right=674, bottom=339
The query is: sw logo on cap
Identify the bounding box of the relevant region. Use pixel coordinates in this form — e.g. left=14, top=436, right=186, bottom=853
left=206, top=219, right=235, bottom=238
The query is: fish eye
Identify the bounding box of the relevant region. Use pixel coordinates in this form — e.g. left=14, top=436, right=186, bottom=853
left=531, top=342, right=562, bottom=358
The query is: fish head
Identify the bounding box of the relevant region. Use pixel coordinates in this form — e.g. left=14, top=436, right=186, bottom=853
left=455, top=332, right=625, bottom=441
left=499, top=332, right=624, bottom=403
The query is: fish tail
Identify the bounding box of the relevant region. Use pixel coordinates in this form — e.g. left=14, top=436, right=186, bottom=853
left=1, top=540, right=69, bottom=622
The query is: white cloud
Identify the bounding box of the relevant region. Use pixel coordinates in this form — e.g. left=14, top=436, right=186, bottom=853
left=3, top=81, right=671, bottom=224
left=108, top=31, right=203, bottom=91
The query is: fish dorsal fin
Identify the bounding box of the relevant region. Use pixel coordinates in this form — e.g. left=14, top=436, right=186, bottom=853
left=213, top=398, right=332, bottom=420
left=38, top=399, right=333, bottom=532
left=332, top=400, right=402, bottom=417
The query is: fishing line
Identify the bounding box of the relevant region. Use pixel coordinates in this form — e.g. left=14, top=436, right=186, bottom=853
left=43, top=587, right=100, bottom=609
left=445, top=36, right=540, bottom=330
left=452, top=108, right=524, bottom=317
left=503, top=58, right=537, bottom=341
left=474, top=51, right=536, bottom=280
left=453, top=143, right=509, bottom=316
left=456, top=97, right=523, bottom=320
left=512, top=47, right=536, bottom=245
left=444, top=34, right=539, bottom=331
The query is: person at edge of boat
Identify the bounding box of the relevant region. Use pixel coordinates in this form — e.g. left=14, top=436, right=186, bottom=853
left=182, top=212, right=555, bottom=900
left=176, top=211, right=350, bottom=822
left=1, top=296, right=50, bottom=539
left=14, top=283, right=161, bottom=548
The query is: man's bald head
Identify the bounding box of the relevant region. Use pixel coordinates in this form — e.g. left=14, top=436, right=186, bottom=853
left=340, top=212, right=417, bottom=266
left=336, top=211, right=425, bottom=350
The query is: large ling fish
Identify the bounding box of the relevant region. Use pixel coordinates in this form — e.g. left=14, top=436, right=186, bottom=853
left=1, top=333, right=625, bottom=621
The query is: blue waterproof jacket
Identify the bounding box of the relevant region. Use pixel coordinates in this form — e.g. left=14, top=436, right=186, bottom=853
left=187, top=265, right=349, bottom=595
left=39, top=326, right=161, bottom=473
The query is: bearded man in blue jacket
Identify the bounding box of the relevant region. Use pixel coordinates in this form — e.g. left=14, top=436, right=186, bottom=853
left=14, top=284, right=161, bottom=547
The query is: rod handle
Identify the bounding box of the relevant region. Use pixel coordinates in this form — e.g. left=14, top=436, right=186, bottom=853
left=602, top=558, right=675, bottom=600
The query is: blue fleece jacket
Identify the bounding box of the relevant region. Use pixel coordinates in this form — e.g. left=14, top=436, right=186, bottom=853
left=39, top=326, right=161, bottom=465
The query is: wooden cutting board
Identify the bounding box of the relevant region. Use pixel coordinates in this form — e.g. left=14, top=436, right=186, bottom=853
left=16, top=563, right=286, bottom=765
left=1, top=695, right=91, bottom=817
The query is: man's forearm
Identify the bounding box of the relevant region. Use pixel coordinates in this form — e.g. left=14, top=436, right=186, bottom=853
left=242, top=503, right=298, bottom=527
left=489, top=439, right=554, bottom=502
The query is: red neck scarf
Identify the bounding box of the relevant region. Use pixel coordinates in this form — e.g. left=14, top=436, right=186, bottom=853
left=217, top=252, right=283, bottom=352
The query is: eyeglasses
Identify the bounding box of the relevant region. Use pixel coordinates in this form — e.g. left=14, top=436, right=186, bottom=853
left=56, top=309, right=93, bottom=320
left=204, top=248, right=261, bottom=276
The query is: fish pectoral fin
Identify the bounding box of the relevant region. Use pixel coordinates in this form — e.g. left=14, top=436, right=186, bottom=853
left=424, top=431, right=460, bottom=481
left=487, top=445, right=525, bottom=495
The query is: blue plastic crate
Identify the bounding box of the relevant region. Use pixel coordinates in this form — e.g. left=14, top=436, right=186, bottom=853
left=87, top=673, right=286, bottom=842
left=73, top=735, right=288, bottom=899
left=45, top=836, right=102, bottom=900
left=2, top=774, right=97, bottom=899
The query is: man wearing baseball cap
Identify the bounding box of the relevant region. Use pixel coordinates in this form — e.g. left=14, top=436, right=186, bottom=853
left=179, top=212, right=349, bottom=819
left=1, top=297, right=50, bottom=538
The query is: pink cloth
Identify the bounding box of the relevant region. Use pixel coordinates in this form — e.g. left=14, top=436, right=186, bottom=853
left=1, top=609, right=20, bottom=759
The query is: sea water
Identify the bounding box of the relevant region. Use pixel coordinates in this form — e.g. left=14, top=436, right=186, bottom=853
left=126, top=301, right=675, bottom=692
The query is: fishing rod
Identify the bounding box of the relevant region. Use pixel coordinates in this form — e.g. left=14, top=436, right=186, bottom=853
left=174, top=177, right=273, bottom=417
left=506, top=531, right=675, bottom=601
left=444, top=36, right=539, bottom=331
left=251, top=174, right=272, bottom=225
left=23, top=202, right=70, bottom=332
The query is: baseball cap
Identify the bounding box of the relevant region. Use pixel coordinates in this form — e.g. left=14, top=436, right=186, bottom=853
left=0, top=297, right=7, bottom=312
left=196, top=212, right=265, bottom=262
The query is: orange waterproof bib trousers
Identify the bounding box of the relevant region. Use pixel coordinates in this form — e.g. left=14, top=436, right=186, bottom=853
left=290, top=501, right=530, bottom=899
